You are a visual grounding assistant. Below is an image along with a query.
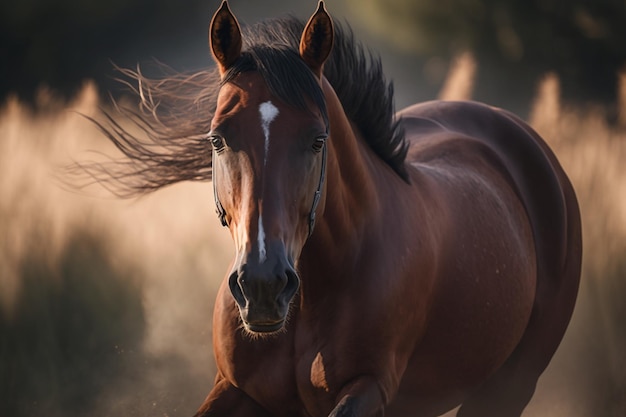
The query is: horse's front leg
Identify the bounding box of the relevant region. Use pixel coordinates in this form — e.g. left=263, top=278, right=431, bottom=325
left=194, top=377, right=273, bottom=417
left=329, top=376, right=385, bottom=417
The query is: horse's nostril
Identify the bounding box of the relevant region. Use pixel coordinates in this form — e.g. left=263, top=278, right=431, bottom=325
left=228, top=259, right=299, bottom=313
left=279, top=269, right=300, bottom=304
left=228, top=271, right=246, bottom=308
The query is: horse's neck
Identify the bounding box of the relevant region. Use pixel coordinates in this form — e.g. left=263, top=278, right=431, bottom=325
left=298, top=79, right=381, bottom=285
left=324, top=77, right=379, bottom=229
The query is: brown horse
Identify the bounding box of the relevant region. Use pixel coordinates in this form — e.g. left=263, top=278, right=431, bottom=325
left=190, top=2, right=583, bottom=416
left=85, top=1, right=581, bottom=416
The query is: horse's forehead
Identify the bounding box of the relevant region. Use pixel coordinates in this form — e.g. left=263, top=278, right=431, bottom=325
left=215, top=73, right=320, bottom=129
left=214, top=74, right=270, bottom=120
left=218, top=72, right=271, bottom=106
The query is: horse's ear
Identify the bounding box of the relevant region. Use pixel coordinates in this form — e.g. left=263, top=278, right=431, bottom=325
left=209, top=1, right=242, bottom=75
left=300, top=1, right=334, bottom=79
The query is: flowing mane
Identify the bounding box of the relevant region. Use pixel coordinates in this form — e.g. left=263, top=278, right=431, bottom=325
left=74, top=15, right=408, bottom=196
left=324, top=20, right=408, bottom=179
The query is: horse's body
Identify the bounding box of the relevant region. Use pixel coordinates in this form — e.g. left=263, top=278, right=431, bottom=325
left=91, top=2, right=581, bottom=416
left=194, top=4, right=582, bottom=417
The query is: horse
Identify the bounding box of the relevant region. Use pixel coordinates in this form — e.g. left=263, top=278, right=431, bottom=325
left=88, top=1, right=581, bottom=416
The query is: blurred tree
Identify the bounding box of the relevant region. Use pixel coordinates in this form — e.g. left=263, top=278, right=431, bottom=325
left=0, top=0, right=334, bottom=104
left=348, top=0, right=626, bottom=108
left=0, top=0, right=218, bottom=102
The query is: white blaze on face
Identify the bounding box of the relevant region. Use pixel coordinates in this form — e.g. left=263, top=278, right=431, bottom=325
left=257, top=101, right=279, bottom=263
left=259, top=101, right=279, bottom=167
left=257, top=215, right=266, bottom=263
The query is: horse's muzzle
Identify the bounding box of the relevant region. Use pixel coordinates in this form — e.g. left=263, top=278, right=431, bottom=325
left=228, top=259, right=299, bottom=333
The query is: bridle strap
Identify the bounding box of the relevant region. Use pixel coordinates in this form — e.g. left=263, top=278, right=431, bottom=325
left=308, top=141, right=327, bottom=237
left=213, top=148, right=228, bottom=227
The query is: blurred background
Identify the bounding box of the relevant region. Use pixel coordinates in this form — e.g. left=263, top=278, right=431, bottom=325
left=1, top=0, right=625, bottom=416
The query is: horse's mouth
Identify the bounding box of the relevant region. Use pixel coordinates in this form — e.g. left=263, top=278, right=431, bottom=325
left=243, top=319, right=285, bottom=333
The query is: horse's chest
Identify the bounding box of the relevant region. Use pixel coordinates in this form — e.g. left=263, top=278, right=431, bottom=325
left=294, top=348, right=343, bottom=417
left=292, top=323, right=372, bottom=417
left=228, top=344, right=339, bottom=416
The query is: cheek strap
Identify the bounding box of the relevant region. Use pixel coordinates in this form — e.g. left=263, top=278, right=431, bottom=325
left=308, top=140, right=327, bottom=238
left=212, top=148, right=228, bottom=227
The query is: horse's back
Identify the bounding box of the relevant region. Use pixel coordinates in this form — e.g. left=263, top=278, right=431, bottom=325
left=394, top=100, right=582, bottom=416
left=399, top=100, right=580, bottom=282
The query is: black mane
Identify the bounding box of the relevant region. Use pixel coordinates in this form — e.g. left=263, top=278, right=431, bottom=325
left=232, top=16, right=408, bottom=180
left=72, top=15, right=408, bottom=196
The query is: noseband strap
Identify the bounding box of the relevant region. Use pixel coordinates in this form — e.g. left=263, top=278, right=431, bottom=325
left=211, top=140, right=327, bottom=237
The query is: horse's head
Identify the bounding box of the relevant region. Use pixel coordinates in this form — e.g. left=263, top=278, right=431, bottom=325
left=208, top=1, right=333, bottom=333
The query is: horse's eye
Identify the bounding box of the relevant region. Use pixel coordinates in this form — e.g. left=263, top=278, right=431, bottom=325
left=312, top=135, right=327, bottom=153
left=210, top=134, right=226, bottom=153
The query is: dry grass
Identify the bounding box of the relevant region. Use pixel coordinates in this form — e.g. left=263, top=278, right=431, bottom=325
left=1, top=59, right=625, bottom=416
left=0, top=83, right=232, bottom=416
